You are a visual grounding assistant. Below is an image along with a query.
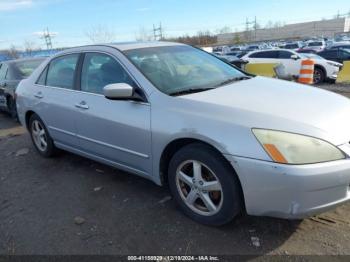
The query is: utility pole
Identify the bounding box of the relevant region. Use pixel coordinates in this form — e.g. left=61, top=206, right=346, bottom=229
left=254, top=16, right=257, bottom=41
left=39, top=28, right=54, bottom=50
left=245, top=17, right=257, bottom=42
left=153, top=23, right=163, bottom=41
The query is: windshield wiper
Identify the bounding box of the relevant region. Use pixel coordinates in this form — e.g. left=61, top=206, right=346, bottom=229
left=168, top=88, right=215, bottom=96
left=214, top=76, right=251, bottom=87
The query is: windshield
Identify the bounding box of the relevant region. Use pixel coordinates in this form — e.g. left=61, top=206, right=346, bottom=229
left=124, top=45, right=246, bottom=95
left=14, top=59, right=44, bottom=78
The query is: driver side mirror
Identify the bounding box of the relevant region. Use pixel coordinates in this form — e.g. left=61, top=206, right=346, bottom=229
left=103, top=83, right=134, bottom=100
left=290, top=54, right=300, bottom=60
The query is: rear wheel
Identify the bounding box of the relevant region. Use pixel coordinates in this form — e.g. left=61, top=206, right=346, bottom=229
left=29, top=114, right=57, bottom=157
left=313, top=67, right=325, bottom=84
left=168, top=143, right=243, bottom=226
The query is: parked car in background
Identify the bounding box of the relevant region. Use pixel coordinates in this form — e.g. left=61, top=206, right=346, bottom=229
left=214, top=54, right=249, bottom=69
left=0, top=57, right=45, bottom=118
left=303, top=40, right=326, bottom=52
left=16, top=42, right=350, bottom=226
left=318, top=49, right=350, bottom=64
left=230, top=46, right=242, bottom=52
left=297, top=49, right=317, bottom=54
left=245, top=45, right=260, bottom=51
left=329, top=42, right=350, bottom=51
left=284, top=42, right=303, bottom=51
left=242, top=49, right=341, bottom=84
left=213, top=46, right=231, bottom=55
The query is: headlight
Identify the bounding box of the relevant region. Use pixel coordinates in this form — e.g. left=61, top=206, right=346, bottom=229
left=327, top=61, right=341, bottom=67
left=252, top=129, right=345, bottom=164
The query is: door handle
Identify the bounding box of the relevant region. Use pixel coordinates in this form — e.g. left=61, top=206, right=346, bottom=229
left=75, top=101, right=89, bottom=110
left=34, top=92, right=43, bottom=99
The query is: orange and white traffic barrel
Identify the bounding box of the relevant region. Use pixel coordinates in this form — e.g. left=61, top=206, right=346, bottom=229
left=298, top=59, right=315, bottom=84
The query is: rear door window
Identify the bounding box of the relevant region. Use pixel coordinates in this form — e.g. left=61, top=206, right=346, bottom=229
left=46, top=54, right=80, bottom=89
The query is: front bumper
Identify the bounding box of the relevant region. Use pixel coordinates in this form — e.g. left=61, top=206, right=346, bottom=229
left=329, top=73, right=338, bottom=80
left=226, top=155, right=350, bottom=219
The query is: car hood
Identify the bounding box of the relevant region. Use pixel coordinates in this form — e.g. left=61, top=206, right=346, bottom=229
left=182, top=76, right=350, bottom=145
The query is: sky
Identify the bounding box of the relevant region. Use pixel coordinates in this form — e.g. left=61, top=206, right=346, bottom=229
left=0, top=0, right=349, bottom=50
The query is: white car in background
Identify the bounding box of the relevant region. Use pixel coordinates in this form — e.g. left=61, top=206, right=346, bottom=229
left=242, top=49, right=342, bottom=84
left=213, top=46, right=231, bottom=55
left=303, top=40, right=326, bottom=52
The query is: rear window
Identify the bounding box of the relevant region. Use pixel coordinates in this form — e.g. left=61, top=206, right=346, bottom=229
left=14, top=60, right=44, bottom=79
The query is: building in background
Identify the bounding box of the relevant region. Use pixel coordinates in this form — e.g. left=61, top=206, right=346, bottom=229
left=218, top=18, right=350, bottom=44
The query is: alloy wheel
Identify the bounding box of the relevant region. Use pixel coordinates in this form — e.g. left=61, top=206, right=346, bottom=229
left=313, top=69, right=322, bottom=84
left=31, top=120, right=48, bottom=152
left=175, top=160, right=223, bottom=216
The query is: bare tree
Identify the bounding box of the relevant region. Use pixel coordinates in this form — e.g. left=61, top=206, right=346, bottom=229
left=24, top=40, right=37, bottom=57
left=165, top=31, right=217, bottom=46
left=85, top=25, right=116, bottom=44
left=265, top=20, right=274, bottom=29
left=216, top=26, right=232, bottom=34
left=233, top=33, right=242, bottom=44
left=6, top=45, right=20, bottom=59
left=135, top=27, right=153, bottom=41
left=265, top=20, right=286, bottom=29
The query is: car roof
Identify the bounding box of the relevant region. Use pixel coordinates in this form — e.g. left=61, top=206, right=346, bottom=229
left=249, top=48, right=294, bottom=53
left=109, top=41, right=186, bottom=51
left=58, top=41, right=186, bottom=54
left=3, top=57, right=46, bottom=65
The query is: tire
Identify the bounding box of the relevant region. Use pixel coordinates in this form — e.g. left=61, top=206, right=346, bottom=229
left=29, top=114, right=57, bottom=157
left=168, top=143, right=243, bottom=226
left=313, top=67, right=325, bottom=84
left=7, top=96, right=17, bottom=119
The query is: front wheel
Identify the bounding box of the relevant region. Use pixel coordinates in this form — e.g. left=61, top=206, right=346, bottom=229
left=168, top=143, right=243, bottom=226
left=313, top=67, right=325, bottom=84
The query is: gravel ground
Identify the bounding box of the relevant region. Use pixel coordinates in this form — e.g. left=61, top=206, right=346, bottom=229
left=0, top=84, right=350, bottom=256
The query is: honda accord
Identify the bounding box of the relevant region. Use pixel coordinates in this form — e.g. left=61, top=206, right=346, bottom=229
left=16, top=42, right=350, bottom=225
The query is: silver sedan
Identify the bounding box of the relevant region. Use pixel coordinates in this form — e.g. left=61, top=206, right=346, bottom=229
left=16, top=42, right=350, bottom=226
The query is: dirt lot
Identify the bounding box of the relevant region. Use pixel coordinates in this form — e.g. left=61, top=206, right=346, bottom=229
left=1, top=85, right=350, bottom=256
